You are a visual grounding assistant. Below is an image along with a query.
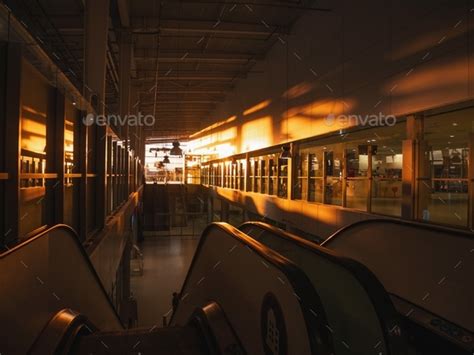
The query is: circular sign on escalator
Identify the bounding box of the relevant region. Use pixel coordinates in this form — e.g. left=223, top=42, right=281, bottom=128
left=261, top=292, right=287, bottom=355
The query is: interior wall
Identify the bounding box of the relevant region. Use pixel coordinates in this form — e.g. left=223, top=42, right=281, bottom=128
left=189, top=0, right=474, bottom=157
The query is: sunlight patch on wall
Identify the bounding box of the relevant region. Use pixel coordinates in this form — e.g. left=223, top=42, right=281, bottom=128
left=243, top=99, right=271, bottom=116
left=241, top=116, right=273, bottom=152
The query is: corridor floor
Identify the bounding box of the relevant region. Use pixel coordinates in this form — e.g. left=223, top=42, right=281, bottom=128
left=130, top=236, right=200, bottom=328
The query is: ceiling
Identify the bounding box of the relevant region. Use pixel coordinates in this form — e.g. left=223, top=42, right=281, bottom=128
left=5, top=0, right=328, bottom=140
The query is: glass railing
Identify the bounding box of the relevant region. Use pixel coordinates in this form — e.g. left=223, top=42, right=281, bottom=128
left=0, top=225, right=123, bottom=354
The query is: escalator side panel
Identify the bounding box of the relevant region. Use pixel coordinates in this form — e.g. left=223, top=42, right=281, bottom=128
left=322, top=219, right=474, bottom=334
left=172, top=223, right=333, bottom=355
left=241, top=222, right=411, bottom=355
left=0, top=225, right=122, bottom=354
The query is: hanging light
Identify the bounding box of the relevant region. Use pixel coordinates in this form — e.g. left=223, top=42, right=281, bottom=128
left=162, top=155, right=170, bottom=164
left=280, top=145, right=292, bottom=159
left=170, top=141, right=183, bottom=156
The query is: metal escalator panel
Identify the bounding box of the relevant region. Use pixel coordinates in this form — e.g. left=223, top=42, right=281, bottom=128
left=240, top=222, right=412, bottom=355
left=0, top=225, right=122, bottom=354
left=171, top=222, right=334, bottom=355
left=321, top=219, right=474, bottom=351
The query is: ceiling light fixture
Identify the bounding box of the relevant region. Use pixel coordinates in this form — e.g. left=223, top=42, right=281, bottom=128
left=162, top=155, right=170, bottom=164
left=170, top=141, right=183, bottom=156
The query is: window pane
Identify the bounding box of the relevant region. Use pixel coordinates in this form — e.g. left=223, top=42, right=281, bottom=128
left=19, top=61, right=48, bottom=239
left=278, top=158, right=288, bottom=198
left=309, top=178, right=323, bottom=203
left=269, top=158, right=277, bottom=195
left=370, top=124, right=405, bottom=216
left=324, top=147, right=343, bottom=205
left=345, top=142, right=369, bottom=211
left=249, top=158, right=255, bottom=192
left=261, top=159, right=267, bottom=194
left=294, top=152, right=308, bottom=200
left=346, top=179, right=368, bottom=210
left=419, top=109, right=471, bottom=227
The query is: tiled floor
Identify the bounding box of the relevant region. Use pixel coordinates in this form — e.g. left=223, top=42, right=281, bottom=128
left=131, top=236, right=200, bottom=328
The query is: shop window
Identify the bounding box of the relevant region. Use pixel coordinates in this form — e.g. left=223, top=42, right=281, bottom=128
left=278, top=158, right=289, bottom=198
left=345, top=143, right=369, bottom=211
left=308, top=150, right=324, bottom=203
left=294, top=151, right=308, bottom=200
left=371, top=124, right=405, bottom=217
left=269, top=156, right=277, bottom=195
left=418, top=109, right=471, bottom=227
left=324, top=146, right=343, bottom=206
left=239, top=160, right=245, bottom=191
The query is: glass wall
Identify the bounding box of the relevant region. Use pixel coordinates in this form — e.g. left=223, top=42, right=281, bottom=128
left=278, top=158, right=289, bottom=198
left=19, top=61, right=49, bottom=239
left=324, top=143, right=343, bottom=206
left=185, top=155, right=202, bottom=185
left=418, top=109, right=471, bottom=227
left=200, top=108, right=474, bottom=230
left=370, top=124, right=404, bottom=217
left=63, top=100, right=80, bottom=232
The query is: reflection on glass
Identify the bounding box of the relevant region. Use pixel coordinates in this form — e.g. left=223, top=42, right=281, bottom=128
left=255, top=158, right=261, bottom=192
left=345, top=145, right=368, bottom=211
left=19, top=62, right=49, bottom=239
left=309, top=150, right=323, bottom=203
left=346, top=179, right=368, bottom=210
left=239, top=161, right=245, bottom=190
left=261, top=159, right=267, bottom=194
left=278, top=159, right=288, bottom=198
left=372, top=150, right=403, bottom=216
left=269, top=158, right=277, bottom=195
left=418, top=110, right=471, bottom=227
left=324, top=148, right=343, bottom=205
left=294, top=152, right=308, bottom=200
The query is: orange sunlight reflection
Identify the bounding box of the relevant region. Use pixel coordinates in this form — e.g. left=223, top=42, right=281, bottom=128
left=243, top=99, right=271, bottom=116
left=241, top=116, right=273, bottom=152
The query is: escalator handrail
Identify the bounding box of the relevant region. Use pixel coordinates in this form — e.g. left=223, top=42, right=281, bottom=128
left=0, top=224, right=124, bottom=329
left=321, top=218, right=474, bottom=248
left=239, top=221, right=410, bottom=355
left=171, top=222, right=335, bottom=355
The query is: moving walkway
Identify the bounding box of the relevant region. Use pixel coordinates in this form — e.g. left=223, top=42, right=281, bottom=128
left=240, top=220, right=474, bottom=355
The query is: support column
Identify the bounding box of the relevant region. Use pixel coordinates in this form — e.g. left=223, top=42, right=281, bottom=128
left=84, top=0, right=110, bottom=231
left=79, top=112, right=88, bottom=241
left=402, top=115, right=424, bottom=220
left=45, top=88, right=65, bottom=225
left=119, top=30, right=132, bottom=197
left=468, top=132, right=474, bottom=230
left=1, top=43, right=21, bottom=247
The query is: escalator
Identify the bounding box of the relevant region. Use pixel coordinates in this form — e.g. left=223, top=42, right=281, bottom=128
left=239, top=220, right=474, bottom=355
left=0, top=223, right=333, bottom=354
left=4, top=218, right=468, bottom=354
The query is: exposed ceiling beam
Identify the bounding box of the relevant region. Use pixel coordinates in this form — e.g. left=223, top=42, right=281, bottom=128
left=157, top=1, right=331, bottom=11
left=142, top=100, right=220, bottom=104
left=130, top=18, right=287, bottom=36
left=139, top=90, right=224, bottom=94
left=133, top=48, right=258, bottom=58
left=135, top=56, right=255, bottom=64
left=133, top=26, right=278, bottom=37
left=135, top=76, right=235, bottom=81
